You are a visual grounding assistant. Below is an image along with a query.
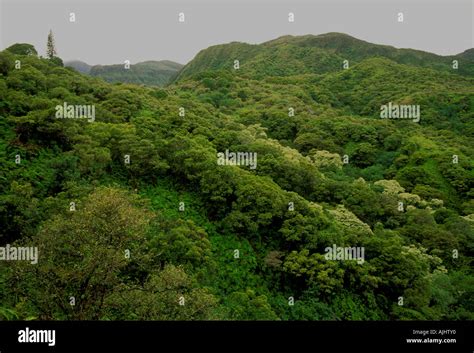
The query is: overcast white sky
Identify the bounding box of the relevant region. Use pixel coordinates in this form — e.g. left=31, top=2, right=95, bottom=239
left=1, top=0, right=472, bottom=65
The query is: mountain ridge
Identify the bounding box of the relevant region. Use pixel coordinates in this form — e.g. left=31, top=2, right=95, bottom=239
left=175, top=32, right=474, bottom=81
left=65, top=59, right=183, bottom=86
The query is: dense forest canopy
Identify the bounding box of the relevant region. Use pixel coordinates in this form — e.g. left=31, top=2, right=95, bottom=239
left=0, top=32, right=472, bottom=321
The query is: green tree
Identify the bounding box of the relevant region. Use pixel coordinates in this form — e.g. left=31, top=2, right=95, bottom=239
left=6, top=187, right=152, bottom=320
left=5, top=43, right=37, bottom=56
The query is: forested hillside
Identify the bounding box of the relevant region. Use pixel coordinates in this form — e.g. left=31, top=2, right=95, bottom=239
left=177, top=33, right=474, bottom=79
left=0, top=33, right=472, bottom=321
left=65, top=60, right=183, bottom=86
left=64, top=60, right=92, bottom=74
left=89, top=60, right=183, bottom=86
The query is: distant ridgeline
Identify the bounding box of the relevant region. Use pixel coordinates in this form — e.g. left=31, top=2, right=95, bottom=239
left=176, top=32, right=474, bottom=80
left=65, top=60, right=183, bottom=86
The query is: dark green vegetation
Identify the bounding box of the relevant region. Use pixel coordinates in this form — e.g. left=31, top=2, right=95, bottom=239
left=0, top=33, right=473, bottom=320
left=65, top=60, right=183, bottom=86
